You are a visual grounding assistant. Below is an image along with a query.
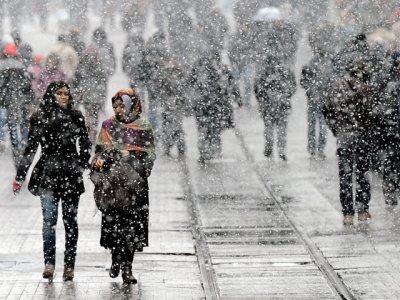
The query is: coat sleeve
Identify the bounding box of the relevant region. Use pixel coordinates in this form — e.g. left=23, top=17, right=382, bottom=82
left=15, top=114, right=40, bottom=182
left=75, top=111, right=92, bottom=169
left=323, top=81, right=342, bottom=137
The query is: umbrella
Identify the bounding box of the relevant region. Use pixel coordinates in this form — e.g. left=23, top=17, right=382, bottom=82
left=253, top=7, right=283, bottom=22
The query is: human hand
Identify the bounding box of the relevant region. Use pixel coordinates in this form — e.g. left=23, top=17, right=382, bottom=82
left=12, top=180, right=22, bottom=195
left=95, top=158, right=104, bottom=169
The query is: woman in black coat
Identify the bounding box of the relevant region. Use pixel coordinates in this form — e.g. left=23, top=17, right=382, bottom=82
left=92, top=88, right=155, bottom=284
left=12, top=81, right=91, bottom=281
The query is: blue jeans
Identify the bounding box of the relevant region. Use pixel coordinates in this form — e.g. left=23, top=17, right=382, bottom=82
left=0, top=108, right=6, bottom=141
left=5, top=103, right=29, bottom=159
left=307, top=102, right=327, bottom=155
left=40, top=190, right=80, bottom=267
left=148, top=91, right=160, bottom=138
left=240, top=65, right=254, bottom=106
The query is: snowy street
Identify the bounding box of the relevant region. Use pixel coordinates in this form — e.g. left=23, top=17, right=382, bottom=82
left=0, top=2, right=400, bottom=299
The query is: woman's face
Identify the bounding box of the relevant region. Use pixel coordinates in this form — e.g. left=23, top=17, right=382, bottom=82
left=113, top=99, right=126, bottom=120
left=55, top=86, right=70, bottom=108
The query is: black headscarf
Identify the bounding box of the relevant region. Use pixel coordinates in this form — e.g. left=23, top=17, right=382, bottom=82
left=40, top=81, right=74, bottom=113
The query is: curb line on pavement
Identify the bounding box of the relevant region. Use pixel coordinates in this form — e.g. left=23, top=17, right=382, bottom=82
left=180, top=159, right=220, bottom=300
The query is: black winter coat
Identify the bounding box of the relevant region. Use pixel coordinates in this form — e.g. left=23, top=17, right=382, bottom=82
left=16, top=107, right=91, bottom=196
left=323, top=75, right=375, bottom=137
left=254, top=65, right=297, bottom=120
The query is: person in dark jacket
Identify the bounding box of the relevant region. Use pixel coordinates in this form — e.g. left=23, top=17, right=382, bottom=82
left=12, top=81, right=91, bottom=281
left=228, top=26, right=254, bottom=106
left=300, top=46, right=334, bottom=159
left=189, top=53, right=241, bottom=164
left=254, top=57, right=296, bottom=161
left=92, top=88, right=156, bottom=284
left=138, top=32, right=169, bottom=137
left=323, top=60, right=376, bottom=225
left=158, top=60, right=187, bottom=157
left=376, top=52, right=400, bottom=206
left=121, top=32, right=145, bottom=91
left=36, top=53, right=68, bottom=99
left=73, top=46, right=104, bottom=143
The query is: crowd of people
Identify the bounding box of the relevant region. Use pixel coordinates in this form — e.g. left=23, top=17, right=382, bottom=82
left=2, top=0, right=400, bottom=285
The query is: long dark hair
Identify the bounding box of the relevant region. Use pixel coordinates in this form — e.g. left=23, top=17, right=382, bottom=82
left=40, top=81, right=74, bottom=112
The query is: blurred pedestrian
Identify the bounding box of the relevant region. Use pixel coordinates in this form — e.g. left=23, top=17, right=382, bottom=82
left=67, top=27, right=86, bottom=60
left=228, top=26, right=254, bottom=106
left=11, top=30, right=33, bottom=68
left=91, top=27, right=116, bottom=79
left=376, top=52, right=400, bottom=206
left=91, top=88, right=155, bottom=284
left=12, top=81, right=91, bottom=281
left=73, top=47, right=106, bottom=143
left=0, top=43, right=34, bottom=164
left=29, top=54, right=44, bottom=101
left=138, top=31, right=169, bottom=137
left=188, top=53, right=240, bottom=163
left=73, top=28, right=115, bottom=143
left=198, top=7, right=229, bottom=54
left=158, top=60, right=186, bottom=157
left=121, top=1, right=148, bottom=34
left=323, top=59, right=376, bottom=225
left=48, top=34, right=79, bottom=80
left=166, top=9, right=196, bottom=67
left=36, top=53, right=68, bottom=100
left=254, top=56, right=296, bottom=161
left=122, top=32, right=145, bottom=91
left=300, top=44, right=334, bottom=159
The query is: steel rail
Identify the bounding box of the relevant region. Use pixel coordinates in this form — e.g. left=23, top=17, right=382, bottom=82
left=180, top=159, right=220, bottom=300
left=234, top=128, right=356, bottom=300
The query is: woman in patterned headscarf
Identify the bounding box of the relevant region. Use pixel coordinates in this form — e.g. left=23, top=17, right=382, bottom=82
left=92, top=88, right=155, bottom=284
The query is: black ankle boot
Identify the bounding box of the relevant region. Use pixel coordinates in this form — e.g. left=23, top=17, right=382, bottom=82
left=109, top=252, right=120, bottom=278
left=121, top=264, right=137, bottom=284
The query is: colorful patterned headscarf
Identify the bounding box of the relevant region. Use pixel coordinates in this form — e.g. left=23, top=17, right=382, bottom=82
left=111, top=88, right=142, bottom=116
left=97, top=88, right=155, bottom=157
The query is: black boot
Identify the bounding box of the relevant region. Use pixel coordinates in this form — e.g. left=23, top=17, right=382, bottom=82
left=109, top=250, right=121, bottom=278
left=121, top=250, right=137, bottom=284
left=121, top=264, right=137, bottom=284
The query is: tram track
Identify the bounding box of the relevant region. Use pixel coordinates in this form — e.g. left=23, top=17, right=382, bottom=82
left=179, top=118, right=356, bottom=299
left=233, top=128, right=356, bottom=300
left=180, top=159, right=220, bottom=300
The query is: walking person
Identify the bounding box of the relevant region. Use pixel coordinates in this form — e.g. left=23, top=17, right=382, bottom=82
left=91, top=88, right=156, bottom=284
left=254, top=56, right=296, bottom=161
left=188, top=53, right=240, bottom=163
left=323, top=60, right=376, bottom=225
left=36, top=53, right=68, bottom=99
left=375, top=52, right=400, bottom=206
left=158, top=60, right=186, bottom=157
left=300, top=45, right=334, bottom=159
left=0, top=43, right=34, bottom=164
left=48, top=34, right=79, bottom=81
left=73, top=28, right=116, bottom=143
left=12, top=81, right=91, bottom=281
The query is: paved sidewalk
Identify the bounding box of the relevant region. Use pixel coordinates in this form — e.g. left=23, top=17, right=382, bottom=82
left=0, top=151, right=204, bottom=299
